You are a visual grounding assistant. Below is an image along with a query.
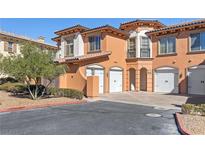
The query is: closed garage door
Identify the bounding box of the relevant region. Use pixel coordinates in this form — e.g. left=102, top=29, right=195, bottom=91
left=109, top=67, right=123, bottom=92
left=154, top=67, right=178, bottom=93
left=188, top=66, right=205, bottom=95
left=86, top=65, right=104, bottom=94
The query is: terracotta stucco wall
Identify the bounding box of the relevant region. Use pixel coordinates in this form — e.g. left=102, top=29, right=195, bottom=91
left=60, top=32, right=127, bottom=94
left=152, top=28, right=205, bottom=94
left=83, top=33, right=127, bottom=93
left=59, top=65, right=87, bottom=92
left=126, top=59, right=153, bottom=92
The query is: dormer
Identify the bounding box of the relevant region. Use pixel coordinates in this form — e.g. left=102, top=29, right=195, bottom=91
left=52, top=25, right=89, bottom=59
left=123, top=20, right=165, bottom=59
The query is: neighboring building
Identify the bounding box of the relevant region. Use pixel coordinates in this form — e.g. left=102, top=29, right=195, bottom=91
left=0, top=31, right=58, bottom=81
left=0, top=31, right=57, bottom=57
left=53, top=19, right=205, bottom=95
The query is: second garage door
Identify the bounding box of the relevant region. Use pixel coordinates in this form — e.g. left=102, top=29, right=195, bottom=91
left=109, top=67, right=123, bottom=93
left=188, top=66, right=205, bottom=95
left=154, top=67, right=178, bottom=93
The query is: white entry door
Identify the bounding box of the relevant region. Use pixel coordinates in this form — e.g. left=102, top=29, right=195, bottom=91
left=188, top=67, right=205, bottom=95
left=155, top=68, right=178, bottom=93
left=86, top=67, right=104, bottom=94
left=109, top=68, right=123, bottom=92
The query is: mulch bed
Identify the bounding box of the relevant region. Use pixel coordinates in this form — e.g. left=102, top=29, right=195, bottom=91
left=0, top=91, right=86, bottom=113
left=176, top=113, right=205, bottom=135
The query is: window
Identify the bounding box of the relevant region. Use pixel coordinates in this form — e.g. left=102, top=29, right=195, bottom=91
left=190, top=32, right=205, bottom=52
left=65, top=39, right=74, bottom=57
left=128, top=38, right=136, bottom=52
left=159, top=37, right=176, bottom=54
left=140, top=37, right=150, bottom=58
left=89, top=36, right=101, bottom=52
left=127, top=38, right=136, bottom=58
left=8, top=42, right=13, bottom=52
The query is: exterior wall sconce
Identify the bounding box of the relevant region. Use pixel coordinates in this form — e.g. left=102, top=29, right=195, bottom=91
left=188, top=59, right=192, bottom=63
left=172, top=60, right=176, bottom=64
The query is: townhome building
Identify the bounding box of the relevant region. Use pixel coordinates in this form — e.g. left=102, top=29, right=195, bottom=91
left=0, top=31, right=57, bottom=57
left=53, top=19, right=205, bottom=96
left=0, top=31, right=58, bottom=83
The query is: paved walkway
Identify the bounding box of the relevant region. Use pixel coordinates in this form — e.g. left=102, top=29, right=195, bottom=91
left=87, top=92, right=189, bottom=109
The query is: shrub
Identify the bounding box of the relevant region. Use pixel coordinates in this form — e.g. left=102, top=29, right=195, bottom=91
left=48, top=87, right=84, bottom=100
left=182, top=104, right=205, bottom=116
left=0, top=77, right=18, bottom=85
left=0, top=82, right=46, bottom=96
left=0, top=82, right=26, bottom=93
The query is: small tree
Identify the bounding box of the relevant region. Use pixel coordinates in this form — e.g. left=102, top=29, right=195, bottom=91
left=0, top=42, right=66, bottom=100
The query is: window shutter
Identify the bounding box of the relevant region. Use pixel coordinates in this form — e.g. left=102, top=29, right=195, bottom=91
left=4, top=41, right=9, bottom=51
left=13, top=43, right=17, bottom=53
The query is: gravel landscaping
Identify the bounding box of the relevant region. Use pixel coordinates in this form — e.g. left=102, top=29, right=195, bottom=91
left=179, top=113, right=205, bottom=135
left=0, top=91, right=85, bottom=110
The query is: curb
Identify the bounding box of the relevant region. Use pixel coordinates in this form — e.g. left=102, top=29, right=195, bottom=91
left=175, top=112, right=192, bottom=135
left=0, top=100, right=86, bottom=113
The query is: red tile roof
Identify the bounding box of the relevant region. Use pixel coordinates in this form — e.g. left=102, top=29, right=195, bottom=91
left=146, top=19, right=205, bottom=35
left=81, top=25, right=129, bottom=38
left=54, top=24, right=89, bottom=35
left=55, top=51, right=111, bottom=63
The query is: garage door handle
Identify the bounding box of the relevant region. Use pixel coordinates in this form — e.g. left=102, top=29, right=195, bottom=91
left=165, top=80, right=168, bottom=83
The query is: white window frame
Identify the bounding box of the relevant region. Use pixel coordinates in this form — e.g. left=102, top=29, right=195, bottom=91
left=65, top=39, right=74, bottom=57
left=189, top=32, right=205, bottom=52
left=158, top=37, right=176, bottom=55
left=127, top=37, right=136, bottom=53
left=8, top=41, right=13, bottom=52
left=140, top=36, right=150, bottom=58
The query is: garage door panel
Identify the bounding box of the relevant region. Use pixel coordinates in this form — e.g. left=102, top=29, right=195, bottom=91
left=188, top=68, right=205, bottom=95
left=155, top=69, right=178, bottom=93
left=109, top=70, right=122, bottom=93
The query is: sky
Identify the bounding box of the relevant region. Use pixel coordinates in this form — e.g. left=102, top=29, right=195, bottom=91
left=0, top=18, right=199, bottom=45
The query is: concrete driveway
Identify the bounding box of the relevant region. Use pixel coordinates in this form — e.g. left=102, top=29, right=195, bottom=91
left=96, top=92, right=189, bottom=109
left=0, top=101, right=179, bottom=135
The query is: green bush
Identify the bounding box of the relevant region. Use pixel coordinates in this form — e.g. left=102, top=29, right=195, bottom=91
left=48, top=87, right=84, bottom=100
left=0, top=82, right=26, bottom=92
left=0, top=77, right=18, bottom=85
left=182, top=104, right=205, bottom=116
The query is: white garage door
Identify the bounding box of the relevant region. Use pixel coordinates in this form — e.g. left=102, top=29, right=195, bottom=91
left=86, top=65, right=104, bottom=94
left=188, top=66, right=205, bottom=95
left=109, top=67, right=122, bottom=92
left=155, top=67, right=178, bottom=93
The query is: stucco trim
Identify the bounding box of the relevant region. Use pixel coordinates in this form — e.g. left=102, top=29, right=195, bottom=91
left=154, top=66, right=179, bottom=71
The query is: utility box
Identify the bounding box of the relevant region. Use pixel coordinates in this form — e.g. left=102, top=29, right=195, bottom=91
left=86, top=76, right=99, bottom=97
